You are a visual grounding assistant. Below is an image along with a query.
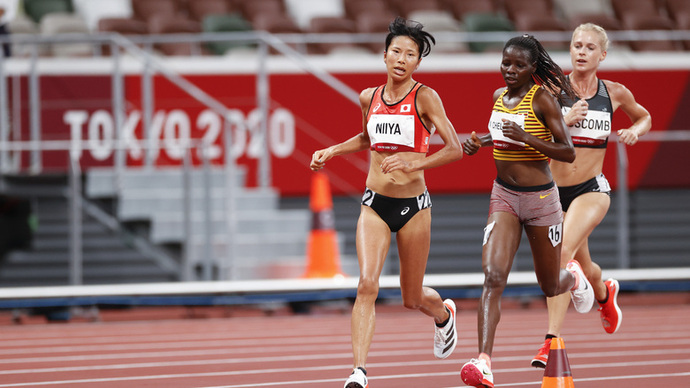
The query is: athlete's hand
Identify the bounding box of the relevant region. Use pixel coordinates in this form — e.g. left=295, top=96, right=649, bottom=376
left=617, top=128, right=639, bottom=145
left=565, top=99, right=588, bottom=126
left=380, top=154, right=413, bottom=174
left=463, top=131, right=481, bottom=155
left=310, top=148, right=332, bottom=171
left=501, top=119, right=527, bottom=142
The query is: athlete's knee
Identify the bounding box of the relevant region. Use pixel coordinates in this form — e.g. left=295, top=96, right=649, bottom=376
left=483, top=266, right=509, bottom=291
left=356, top=276, right=380, bottom=299
left=540, top=281, right=560, bottom=297
left=401, top=297, right=422, bottom=310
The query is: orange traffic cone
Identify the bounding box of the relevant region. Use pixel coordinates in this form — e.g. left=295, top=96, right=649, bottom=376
left=304, top=172, right=344, bottom=278
left=542, top=337, right=575, bottom=388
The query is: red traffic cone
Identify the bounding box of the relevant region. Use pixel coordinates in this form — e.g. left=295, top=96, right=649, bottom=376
left=542, top=337, right=575, bottom=388
left=303, top=172, right=344, bottom=278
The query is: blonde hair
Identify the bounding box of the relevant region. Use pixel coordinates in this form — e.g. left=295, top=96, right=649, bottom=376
left=572, top=23, right=609, bottom=52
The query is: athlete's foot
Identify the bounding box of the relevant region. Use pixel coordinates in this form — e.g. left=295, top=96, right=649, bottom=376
left=567, top=260, right=594, bottom=313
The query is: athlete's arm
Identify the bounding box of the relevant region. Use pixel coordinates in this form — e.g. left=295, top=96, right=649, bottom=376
left=380, top=85, right=462, bottom=174
left=605, top=80, right=651, bottom=145
left=310, top=88, right=374, bottom=171
left=514, top=88, right=575, bottom=162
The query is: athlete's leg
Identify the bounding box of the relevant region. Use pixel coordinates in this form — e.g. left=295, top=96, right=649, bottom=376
left=524, top=224, right=575, bottom=297
left=351, top=206, right=391, bottom=370
left=545, top=192, right=610, bottom=335
left=478, top=211, right=522, bottom=356
left=396, top=208, right=448, bottom=322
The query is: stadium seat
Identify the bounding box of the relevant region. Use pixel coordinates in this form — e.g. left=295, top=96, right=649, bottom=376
left=202, top=13, right=254, bottom=55
left=6, top=15, right=46, bottom=57
left=308, top=16, right=358, bottom=55
left=568, top=13, right=623, bottom=31
left=186, top=0, right=235, bottom=22
left=98, top=17, right=149, bottom=35
left=463, top=12, right=515, bottom=53
left=23, top=0, right=74, bottom=24
left=344, top=0, right=389, bottom=21
left=665, top=0, right=690, bottom=49
left=132, top=0, right=179, bottom=23
left=440, top=0, right=496, bottom=21
left=147, top=14, right=203, bottom=55
left=72, top=0, right=133, bottom=31
left=355, top=10, right=396, bottom=54
left=623, top=14, right=679, bottom=51
left=284, top=0, right=344, bottom=30
left=97, top=17, right=148, bottom=56
left=239, top=0, right=285, bottom=23
left=553, top=0, right=615, bottom=21
left=251, top=13, right=303, bottom=54
left=503, top=0, right=555, bottom=23
left=391, top=0, right=442, bottom=19
left=610, top=0, right=661, bottom=25
left=40, top=12, right=93, bottom=57
left=407, top=10, right=467, bottom=53
left=512, top=13, right=569, bottom=50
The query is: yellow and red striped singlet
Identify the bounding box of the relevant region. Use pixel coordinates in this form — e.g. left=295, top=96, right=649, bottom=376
left=489, top=84, right=551, bottom=162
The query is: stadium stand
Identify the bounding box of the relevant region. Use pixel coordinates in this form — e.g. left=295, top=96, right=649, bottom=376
left=665, top=0, right=690, bottom=50
left=239, top=0, right=286, bottom=24
left=407, top=9, right=467, bottom=53
left=389, top=0, right=442, bottom=19
left=131, top=0, right=180, bottom=23
left=186, top=0, right=235, bottom=23
left=284, top=0, right=344, bottom=30
left=353, top=9, right=394, bottom=54
left=462, top=12, right=515, bottom=53
left=343, top=0, right=389, bottom=21
left=6, top=14, right=43, bottom=57
left=441, top=0, right=497, bottom=22
left=0, top=0, right=688, bottom=57
left=147, top=13, right=203, bottom=55
left=23, top=0, right=74, bottom=24
left=72, top=0, right=133, bottom=31
left=39, top=12, right=92, bottom=57
left=201, top=13, right=254, bottom=56
left=307, top=16, right=359, bottom=55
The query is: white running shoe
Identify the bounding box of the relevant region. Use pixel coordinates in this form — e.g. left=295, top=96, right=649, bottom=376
left=434, top=299, right=458, bottom=359
left=344, top=367, right=368, bottom=388
left=567, top=260, right=594, bottom=313
left=460, top=358, right=494, bottom=388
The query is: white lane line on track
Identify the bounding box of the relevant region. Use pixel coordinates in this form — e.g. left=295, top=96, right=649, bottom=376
left=1, top=347, right=690, bottom=375
left=0, top=357, right=688, bottom=387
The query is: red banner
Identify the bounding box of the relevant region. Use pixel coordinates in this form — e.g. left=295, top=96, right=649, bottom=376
left=10, top=68, right=690, bottom=195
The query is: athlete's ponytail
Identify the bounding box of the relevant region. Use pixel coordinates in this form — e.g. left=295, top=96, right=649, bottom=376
left=504, top=35, right=577, bottom=103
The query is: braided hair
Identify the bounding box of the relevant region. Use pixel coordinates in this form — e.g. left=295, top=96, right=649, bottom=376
left=503, top=35, right=577, bottom=104
left=385, top=17, right=436, bottom=58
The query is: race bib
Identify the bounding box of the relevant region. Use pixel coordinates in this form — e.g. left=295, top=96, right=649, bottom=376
left=488, top=111, right=526, bottom=150
left=368, top=114, right=415, bottom=149
left=563, top=107, right=611, bottom=146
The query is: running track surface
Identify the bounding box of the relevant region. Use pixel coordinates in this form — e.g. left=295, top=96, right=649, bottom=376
left=0, top=292, right=688, bottom=387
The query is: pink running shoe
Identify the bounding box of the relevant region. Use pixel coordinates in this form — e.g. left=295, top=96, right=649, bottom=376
left=461, top=358, right=494, bottom=388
